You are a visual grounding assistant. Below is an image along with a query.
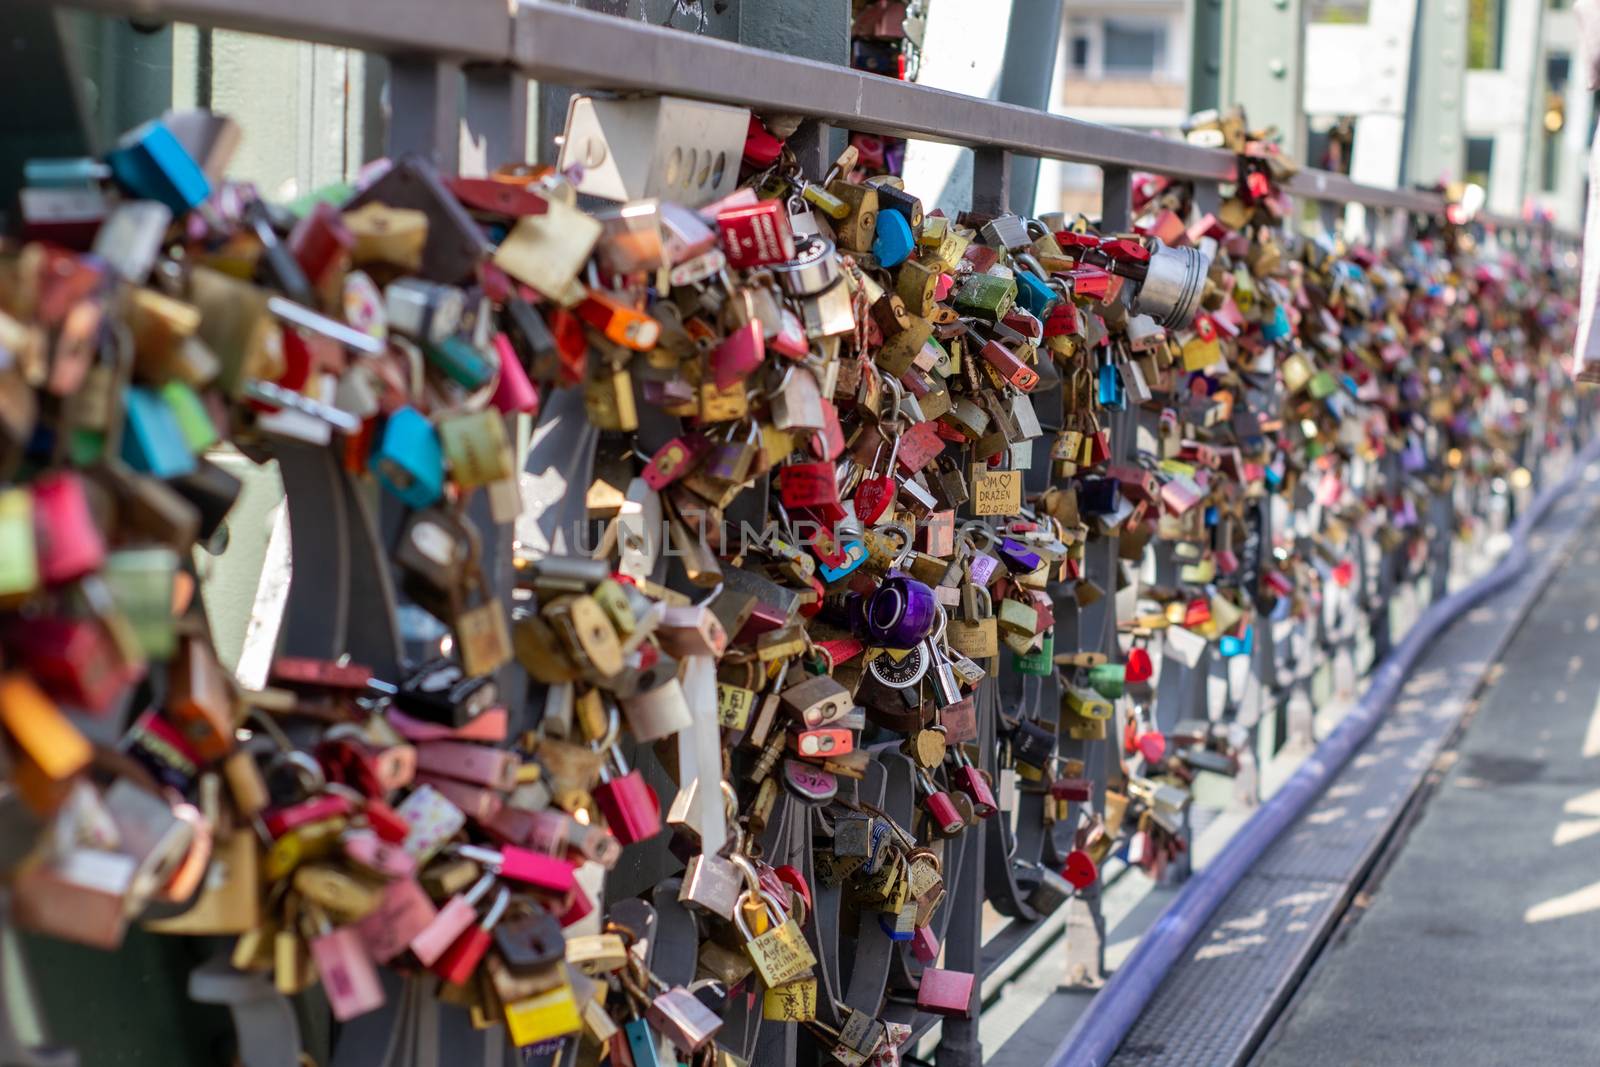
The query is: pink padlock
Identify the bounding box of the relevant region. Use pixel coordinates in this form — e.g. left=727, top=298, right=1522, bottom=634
left=459, top=843, right=577, bottom=897
left=307, top=910, right=386, bottom=1021
left=410, top=871, right=497, bottom=966
left=911, top=925, right=940, bottom=964
left=415, top=739, right=520, bottom=791
left=710, top=320, right=765, bottom=389
left=356, top=877, right=437, bottom=963
left=593, top=747, right=662, bottom=846
left=342, top=830, right=417, bottom=880
left=916, top=967, right=975, bottom=1018
left=32, top=471, right=105, bottom=585
left=489, top=332, right=540, bottom=416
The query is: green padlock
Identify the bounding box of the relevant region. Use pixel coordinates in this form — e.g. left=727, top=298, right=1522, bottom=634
left=160, top=380, right=220, bottom=452
left=1088, top=662, right=1126, bottom=700
left=100, top=547, right=180, bottom=660
left=952, top=273, right=1016, bottom=323
left=1015, top=632, right=1054, bottom=676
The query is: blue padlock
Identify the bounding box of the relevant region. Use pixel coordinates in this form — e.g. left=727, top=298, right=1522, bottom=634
left=872, top=209, right=916, bottom=269
left=1260, top=304, right=1291, bottom=342
left=24, top=158, right=109, bottom=189
left=1015, top=269, right=1056, bottom=317
left=878, top=912, right=916, bottom=942
left=121, top=387, right=197, bottom=479
left=818, top=540, right=868, bottom=583
left=105, top=121, right=210, bottom=215
left=622, top=1018, right=664, bottom=1067
left=370, top=406, right=444, bottom=509
left=1097, top=361, right=1126, bottom=410
left=1220, top=625, right=1253, bottom=658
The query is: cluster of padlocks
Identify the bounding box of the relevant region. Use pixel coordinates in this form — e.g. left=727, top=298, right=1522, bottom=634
left=0, top=91, right=1576, bottom=1067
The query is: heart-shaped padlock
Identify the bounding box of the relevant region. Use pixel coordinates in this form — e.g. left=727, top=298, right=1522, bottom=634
left=1062, top=850, right=1097, bottom=890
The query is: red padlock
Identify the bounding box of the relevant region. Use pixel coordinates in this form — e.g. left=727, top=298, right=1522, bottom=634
left=918, top=769, right=965, bottom=837
left=5, top=616, right=131, bottom=715
left=288, top=201, right=354, bottom=287
left=778, top=462, right=844, bottom=514
left=950, top=750, right=996, bottom=818
left=978, top=339, right=1040, bottom=392
left=894, top=420, right=945, bottom=474
left=1043, top=300, right=1081, bottom=338
left=717, top=199, right=796, bottom=270
left=911, top=925, right=940, bottom=964
left=642, top=434, right=711, bottom=491
left=1050, top=775, right=1091, bottom=804
left=1126, top=646, right=1153, bottom=684
left=853, top=474, right=897, bottom=526
left=432, top=885, right=510, bottom=985
left=773, top=865, right=813, bottom=915
left=1062, top=849, right=1098, bottom=890
left=593, top=746, right=662, bottom=846
left=743, top=115, right=786, bottom=168
left=364, top=799, right=411, bottom=844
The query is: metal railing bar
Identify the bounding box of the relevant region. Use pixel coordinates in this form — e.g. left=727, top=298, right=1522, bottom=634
left=22, top=0, right=1538, bottom=224
left=35, top=0, right=511, bottom=61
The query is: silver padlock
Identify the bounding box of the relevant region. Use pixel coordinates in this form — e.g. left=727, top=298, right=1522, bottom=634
left=618, top=675, right=694, bottom=741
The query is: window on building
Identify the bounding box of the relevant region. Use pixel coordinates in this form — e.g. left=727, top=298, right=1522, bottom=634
left=1070, top=31, right=1091, bottom=73
left=1465, top=136, right=1495, bottom=192
left=1543, top=54, right=1571, bottom=192
left=1102, top=19, right=1166, bottom=76
left=1308, top=0, right=1370, bottom=23
left=1467, top=0, right=1505, bottom=70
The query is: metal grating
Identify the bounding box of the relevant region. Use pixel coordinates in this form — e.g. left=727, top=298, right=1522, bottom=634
left=1111, top=873, right=1342, bottom=1067
left=1107, top=475, right=1600, bottom=1067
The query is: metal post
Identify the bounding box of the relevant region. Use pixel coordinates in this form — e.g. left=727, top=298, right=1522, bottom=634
left=388, top=56, right=462, bottom=169
left=1219, top=0, right=1306, bottom=161
left=1190, top=0, right=1224, bottom=114
left=1403, top=0, right=1467, bottom=189
left=462, top=65, right=528, bottom=176
left=973, top=148, right=1014, bottom=216
left=1100, top=166, right=1131, bottom=232
left=996, top=0, right=1064, bottom=216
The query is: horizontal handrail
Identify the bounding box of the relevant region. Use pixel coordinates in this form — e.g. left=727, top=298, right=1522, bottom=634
left=30, top=0, right=1573, bottom=230
left=45, top=0, right=509, bottom=61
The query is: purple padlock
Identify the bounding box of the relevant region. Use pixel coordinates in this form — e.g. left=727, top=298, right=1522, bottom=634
left=967, top=552, right=1000, bottom=587
left=858, top=573, right=938, bottom=648
left=996, top=538, right=1042, bottom=574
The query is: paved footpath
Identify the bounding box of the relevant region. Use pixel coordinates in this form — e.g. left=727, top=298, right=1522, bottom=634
left=1253, top=538, right=1600, bottom=1067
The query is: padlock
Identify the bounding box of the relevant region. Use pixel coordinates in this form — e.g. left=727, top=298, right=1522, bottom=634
left=825, top=180, right=879, bottom=252
left=916, top=769, right=964, bottom=838
left=493, top=901, right=567, bottom=974
left=647, top=983, right=724, bottom=1052
left=371, top=406, right=444, bottom=509
left=594, top=742, right=662, bottom=845
left=950, top=749, right=997, bottom=818
left=733, top=887, right=817, bottom=987
left=431, top=884, right=511, bottom=984
left=504, top=980, right=584, bottom=1047
left=946, top=586, right=998, bottom=660
left=305, top=904, right=387, bottom=1021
